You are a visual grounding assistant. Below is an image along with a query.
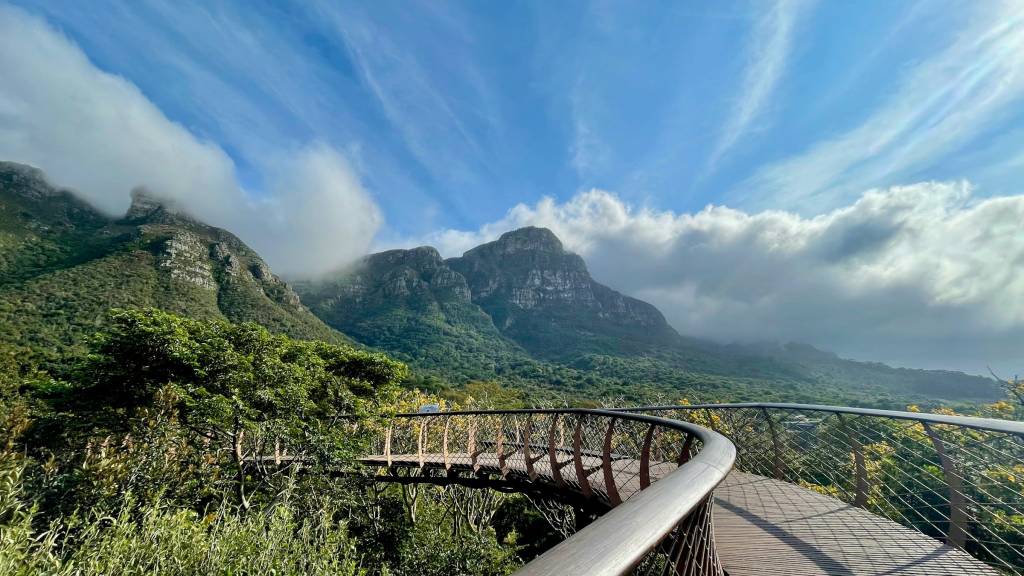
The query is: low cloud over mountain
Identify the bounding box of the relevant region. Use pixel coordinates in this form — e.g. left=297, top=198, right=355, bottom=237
left=0, top=5, right=381, bottom=276
left=415, top=183, right=1024, bottom=375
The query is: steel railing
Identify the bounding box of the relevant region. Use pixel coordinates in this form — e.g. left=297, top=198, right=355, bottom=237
left=615, top=403, right=1024, bottom=574
left=366, top=409, right=735, bottom=576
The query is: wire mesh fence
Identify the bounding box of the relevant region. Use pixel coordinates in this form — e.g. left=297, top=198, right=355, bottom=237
left=621, top=404, right=1024, bottom=575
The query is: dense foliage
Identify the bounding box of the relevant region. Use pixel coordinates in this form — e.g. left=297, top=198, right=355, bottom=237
left=0, top=310, right=530, bottom=575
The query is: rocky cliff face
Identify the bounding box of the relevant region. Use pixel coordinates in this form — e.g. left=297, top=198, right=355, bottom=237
left=124, top=189, right=305, bottom=308
left=447, top=227, right=678, bottom=356
left=295, top=243, right=522, bottom=370
left=309, top=246, right=472, bottom=307
left=449, top=227, right=667, bottom=322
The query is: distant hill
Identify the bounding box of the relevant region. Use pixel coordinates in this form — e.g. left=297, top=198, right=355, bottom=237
left=0, top=161, right=346, bottom=367
left=298, top=227, right=1002, bottom=406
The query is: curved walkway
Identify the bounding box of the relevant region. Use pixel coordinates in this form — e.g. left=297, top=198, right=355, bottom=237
left=361, top=451, right=996, bottom=575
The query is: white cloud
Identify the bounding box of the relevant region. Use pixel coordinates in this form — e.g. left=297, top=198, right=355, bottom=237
left=0, top=5, right=380, bottom=275
left=253, top=144, right=382, bottom=274
left=707, top=0, right=814, bottom=173
left=739, top=1, right=1024, bottom=212
left=414, top=184, right=1024, bottom=375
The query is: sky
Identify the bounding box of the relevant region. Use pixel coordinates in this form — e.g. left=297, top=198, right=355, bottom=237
left=1, top=1, right=1023, bottom=375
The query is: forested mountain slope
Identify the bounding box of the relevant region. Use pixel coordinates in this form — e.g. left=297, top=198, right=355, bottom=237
left=0, top=161, right=345, bottom=367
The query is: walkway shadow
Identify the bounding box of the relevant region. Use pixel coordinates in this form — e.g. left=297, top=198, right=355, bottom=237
left=716, top=498, right=855, bottom=576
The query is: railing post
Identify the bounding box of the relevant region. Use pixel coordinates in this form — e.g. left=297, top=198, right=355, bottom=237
left=640, top=424, right=657, bottom=489
left=524, top=414, right=536, bottom=480
left=442, top=416, right=451, bottom=471
left=761, top=407, right=784, bottom=480
left=573, top=415, right=594, bottom=498
left=837, top=414, right=868, bottom=508
left=602, top=417, right=621, bottom=506
left=922, top=422, right=967, bottom=548
left=497, top=415, right=507, bottom=477
left=549, top=414, right=567, bottom=487
left=417, top=419, right=427, bottom=469
left=468, top=420, right=480, bottom=472
left=384, top=424, right=393, bottom=467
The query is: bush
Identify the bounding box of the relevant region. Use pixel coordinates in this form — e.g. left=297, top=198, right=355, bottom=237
left=0, top=456, right=363, bottom=576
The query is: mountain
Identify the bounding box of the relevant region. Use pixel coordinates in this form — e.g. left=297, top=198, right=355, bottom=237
left=298, top=226, right=1002, bottom=405
left=447, top=227, right=679, bottom=357
left=0, top=161, right=1001, bottom=406
left=0, top=161, right=345, bottom=367
left=294, top=246, right=529, bottom=382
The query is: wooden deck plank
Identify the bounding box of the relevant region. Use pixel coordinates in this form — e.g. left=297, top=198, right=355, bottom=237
left=361, top=453, right=998, bottom=575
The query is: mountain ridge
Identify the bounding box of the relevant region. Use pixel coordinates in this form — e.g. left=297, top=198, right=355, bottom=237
left=0, top=161, right=1002, bottom=405
left=298, top=225, right=1001, bottom=404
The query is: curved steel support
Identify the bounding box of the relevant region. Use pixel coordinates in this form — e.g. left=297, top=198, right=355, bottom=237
left=678, top=433, right=694, bottom=466
left=549, top=413, right=567, bottom=487
left=761, top=407, right=783, bottom=480
left=640, top=424, right=657, bottom=489
left=524, top=414, right=538, bottom=481
left=573, top=416, right=593, bottom=499
left=602, top=417, right=621, bottom=507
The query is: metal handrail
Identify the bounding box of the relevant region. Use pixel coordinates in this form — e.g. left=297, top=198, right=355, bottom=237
left=516, top=410, right=735, bottom=576
left=614, top=402, right=1024, bottom=435
left=371, top=408, right=736, bottom=576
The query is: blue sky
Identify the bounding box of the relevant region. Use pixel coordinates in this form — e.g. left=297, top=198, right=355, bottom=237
left=3, top=1, right=1024, bottom=373
left=12, top=0, right=1024, bottom=238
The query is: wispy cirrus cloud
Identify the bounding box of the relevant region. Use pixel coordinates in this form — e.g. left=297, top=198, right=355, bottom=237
left=706, top=0, right=815, bottom=174
left=738, top=0, right=1024, bottom=212
left=318, top=2, right=494, bottom=192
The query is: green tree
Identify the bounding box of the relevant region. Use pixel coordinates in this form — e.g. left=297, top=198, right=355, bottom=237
left=63, top=308, right=406, bottom=508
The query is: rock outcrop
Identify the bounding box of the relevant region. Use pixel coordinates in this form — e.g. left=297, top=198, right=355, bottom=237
left=445, top=227, right=678, bottom=354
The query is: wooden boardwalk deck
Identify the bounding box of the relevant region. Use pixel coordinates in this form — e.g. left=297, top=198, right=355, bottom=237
left=361, top=453, right=996, bottom=575
left=714, top=471, right=996, bottom=575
